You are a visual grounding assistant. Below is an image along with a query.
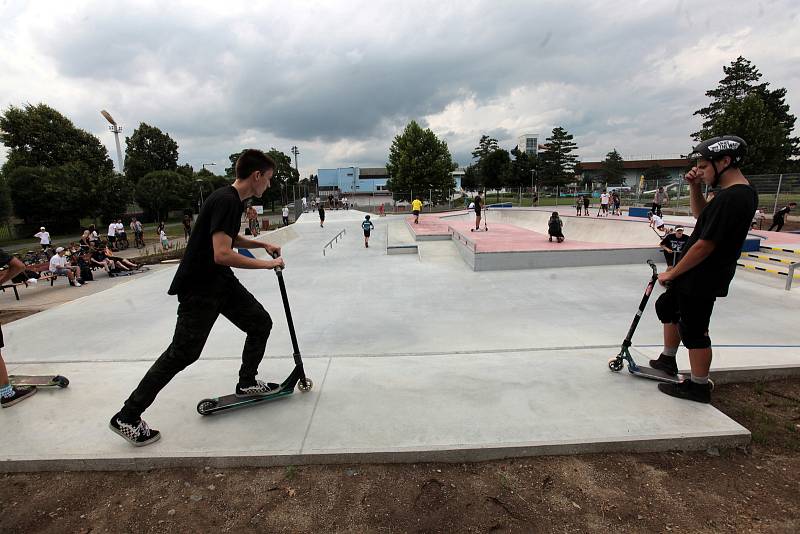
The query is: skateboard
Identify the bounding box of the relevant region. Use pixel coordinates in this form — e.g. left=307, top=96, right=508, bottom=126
left=9, top=375, right=70, bottom=388
left=197, top=375, right=313, bottom=415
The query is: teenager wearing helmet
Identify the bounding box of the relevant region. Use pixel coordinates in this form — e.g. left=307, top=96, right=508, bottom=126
left=650, top=135, right=757, bottom=403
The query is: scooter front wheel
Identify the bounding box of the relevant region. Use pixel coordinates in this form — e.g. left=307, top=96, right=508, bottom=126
left=298, top=378, right=313, bottom=392
left=608, top=358, right=624, bottom=372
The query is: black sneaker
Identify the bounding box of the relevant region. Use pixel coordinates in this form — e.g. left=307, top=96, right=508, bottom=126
left=236, top=380, right=280, bottom=397
left=658, top=380, right=711, bottom=404
left=649, top=354, right=679, bottom=376
left=1, top=386, right=37, bottom=408
left=109, top=414, right=161, bottom=446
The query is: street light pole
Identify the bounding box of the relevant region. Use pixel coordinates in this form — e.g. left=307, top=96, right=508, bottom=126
left=201, top=162, right=216, bottom=172
left=100, top=110, right=124, bottom=172
left=195, top=179, right=205, bottom=211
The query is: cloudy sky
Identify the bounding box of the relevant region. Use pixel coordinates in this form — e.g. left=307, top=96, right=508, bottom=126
left=1, top=0, right=799, bottom=178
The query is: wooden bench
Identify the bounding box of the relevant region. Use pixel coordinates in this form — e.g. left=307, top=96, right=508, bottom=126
left=0, top=262, right=60, bottom=301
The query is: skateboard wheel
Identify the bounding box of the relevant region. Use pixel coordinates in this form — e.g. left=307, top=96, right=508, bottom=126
left=55, top=375, right=69, bottom=388
left=197, top=399, right=217, bottom=415
left=298, top=378, right=313, bottom=392
left=608, top=358, right=623, bottom=372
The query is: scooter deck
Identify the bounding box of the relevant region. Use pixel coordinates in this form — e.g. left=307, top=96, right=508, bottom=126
left=628, top=365, right=688, bottom=384
left=197, top=386, right=297, bottom=415
left=9, top=375, right=69, bottom=388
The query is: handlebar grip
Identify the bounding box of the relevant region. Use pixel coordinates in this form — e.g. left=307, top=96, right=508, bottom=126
left=647, top=259, right=658, bottom=276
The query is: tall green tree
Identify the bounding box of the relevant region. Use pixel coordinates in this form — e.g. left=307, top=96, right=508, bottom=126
left=134, top=170, right=192, bottom=221
left=7, top=164, right=95, bottom=230
left=0, top=103, right=114, bottom=179
left=92, top=173, right=134, bottom=224
left=124, top=123, right=180, bottom=182
left=385, top=120, right=457, bottom=204
left=482, top=148, right=511, bottom=200
left=693, top=56, right=799, bottom=172
left=0, top=177, right=12, bottom=223
left=600, top=149, right=625, bottom=185
left=471, top=135, right=499, bottom=161
left=508, top=148, right=538, bottom=189
left=539, top=127, right=579, bottom=186
left=263, top=148, right=300, bottom=207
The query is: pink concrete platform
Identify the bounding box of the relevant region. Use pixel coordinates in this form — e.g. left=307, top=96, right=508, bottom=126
left=447, top=221, right=643, bottom=253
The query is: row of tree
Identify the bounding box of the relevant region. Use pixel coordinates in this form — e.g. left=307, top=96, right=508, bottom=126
left=0, top=104, right=303, bottom=231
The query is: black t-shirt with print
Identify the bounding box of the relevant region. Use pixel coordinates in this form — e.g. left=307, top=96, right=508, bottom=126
left=168, top=185, right=244, bottom=296
left=660, top=233, right=690, bottom=253
left=774, top=206, right=790, bottom=219
left=673, top=184, right=757, bottom=297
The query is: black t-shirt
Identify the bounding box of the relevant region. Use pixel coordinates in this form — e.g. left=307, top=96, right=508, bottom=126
left=168, top=186, right=244, bottom=296
left=674, top=184, right=757, bottom=297
left=660, top=233, right=689, bottom=253
left=774, top=206, right=790, bottom=219
left=474, top=197, right=482, bottom=213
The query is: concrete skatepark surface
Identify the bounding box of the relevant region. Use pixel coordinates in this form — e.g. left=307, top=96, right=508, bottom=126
left=2, top=209, right=799, bottom=471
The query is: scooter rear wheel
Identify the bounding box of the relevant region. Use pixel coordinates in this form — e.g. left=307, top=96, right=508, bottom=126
left=197, top=399, right=218, bottom=415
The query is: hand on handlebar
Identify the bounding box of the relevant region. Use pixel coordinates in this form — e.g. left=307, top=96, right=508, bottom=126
left=268, top=255, right=285, bottom=270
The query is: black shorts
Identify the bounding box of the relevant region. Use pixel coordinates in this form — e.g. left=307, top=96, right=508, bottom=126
left=656, top=288, right=715, bottom=340
left=412, top=210, right=420, bottom=216
left=474, top=209, right=481, bottom=216
left=107, top=236, right=116, bottom=243
left=363, top=230, right=371, bottom=237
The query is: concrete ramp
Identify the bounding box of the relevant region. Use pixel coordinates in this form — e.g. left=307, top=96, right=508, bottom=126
left=0, top=348, right=749, bottom=472
left=386, top=218, right=418, bottom=255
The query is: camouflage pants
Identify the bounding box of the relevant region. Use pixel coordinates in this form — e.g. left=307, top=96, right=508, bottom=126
left=121, top=281, right=272, bottom=420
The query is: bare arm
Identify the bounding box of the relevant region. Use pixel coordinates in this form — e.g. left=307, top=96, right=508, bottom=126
left=213, top=232, right=283, bottom=270
left=0, top=257, right=27, bottom=285
left=232, top=234, right=282, bottom=257
left=660, top=239, right=715, bottom=283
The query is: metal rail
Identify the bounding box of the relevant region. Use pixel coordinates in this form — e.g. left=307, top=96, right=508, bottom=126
left=322, top=228, right=346, bottom=256
left=787, top=261, right=800, bottom=291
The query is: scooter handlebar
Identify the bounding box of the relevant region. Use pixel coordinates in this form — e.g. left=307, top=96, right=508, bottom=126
left=271, top=251, right=284, bottom=273
left=647, top=259, right=658, bottom=277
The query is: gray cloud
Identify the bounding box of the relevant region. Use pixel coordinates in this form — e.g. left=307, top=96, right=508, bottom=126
left=1, top=0, right=799, bottom=177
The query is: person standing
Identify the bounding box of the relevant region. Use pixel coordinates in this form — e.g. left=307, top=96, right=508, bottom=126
left=362, top=214, right=375, bottom=248
left=583, top=194, right=590, bottom=216
left=0, top=250, right=37, bottom=408
left=109, top=149, right=285, bottom=446
left=34, top=227, right=51, bottom=251
left=183, top=215, right=193, bottom=240
left=473, top=192, right=484, bottom=230
left=107, top=220, right=118, bottom=250
left=652, top=186, right=669, bottom=217
left=302, top=196, right=308, bottom=213
left=411, top=197, right=423, bottom=224
left=282, top=205, right=290, bottom=226
left=768, top=202, right=796, bottom=232
left=318, top=204, right=325, bottom=228
left=599, top=190, right=609, bottom=217
left=651, top=136, right=756, bottom=403
left=575, top=195, right=583, bottom=216
left=659, top=226, right=689, bottom=269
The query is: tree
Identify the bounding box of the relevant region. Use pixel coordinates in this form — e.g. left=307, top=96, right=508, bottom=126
left=92, top=173, right=134, bottom=224
left=462, top=164, right=480, bottom=191
left=539, top=127, right=579, bottom=186
left=7, top=164, right=95, bottom=230
left=0, top=103, right=114, bottom=179
left=176, top=163, right=194, bottom=178
left=225, top=151, right=242, bottom=177
left=0, top=177, right=11, bottom=223
left=134, top=170, right=192, bottom=221
left=385, top=120, right=457, bottom=204
left=693, top=56, right=799, bottom=172
left=600, top=149, right=625, bottom=185
left=195, top=168, right=231, bottom=191
left=507, top=148, right=538, bottom=189
left=124, top=123, right=179, bottom=183
left=471, top=135, right=499, bottom=161
left=482, top=148, right=511, bottom=200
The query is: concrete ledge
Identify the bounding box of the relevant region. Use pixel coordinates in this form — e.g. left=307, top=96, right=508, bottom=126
left=0, top=433, right=749, bottom=473
left=387, top=244, right=419, bottom=255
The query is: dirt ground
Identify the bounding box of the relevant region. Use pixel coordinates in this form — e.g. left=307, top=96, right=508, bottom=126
left=0, top=378, right=798, bottom=533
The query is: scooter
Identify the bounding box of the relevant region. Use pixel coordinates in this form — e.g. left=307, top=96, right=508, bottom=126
left=471, top=206, right=489, bottom=232
left=196, top=250, right=313, bottom=415
left=607, top=260, right=699, bottom=385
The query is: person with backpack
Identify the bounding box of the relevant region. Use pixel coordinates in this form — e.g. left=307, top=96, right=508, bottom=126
left=547, top=212, right=565, bottom=243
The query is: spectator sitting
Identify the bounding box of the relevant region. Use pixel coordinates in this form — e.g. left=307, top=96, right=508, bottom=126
left=79, top=230, right=92, bottom=248
left=74, top=250, right=94, bottom=282
left=90, top=247, right=115, bottom=274
left=548, top=212, right=565, bottom=243
left=49, top=247, right=81, bottom=287
left=88, top=224, right=101, bottom=247
left=103, top=243, right=140, bottom=271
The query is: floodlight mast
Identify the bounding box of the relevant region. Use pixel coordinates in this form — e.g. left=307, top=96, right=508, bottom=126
left=101, top=110, right=124, bottom=172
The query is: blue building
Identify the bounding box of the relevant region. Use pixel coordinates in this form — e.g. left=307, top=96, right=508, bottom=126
left=317, top=166, right=463, bottom=195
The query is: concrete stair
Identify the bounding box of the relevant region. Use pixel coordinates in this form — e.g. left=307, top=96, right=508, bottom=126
left=737, top=246, right=800, bottom=284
